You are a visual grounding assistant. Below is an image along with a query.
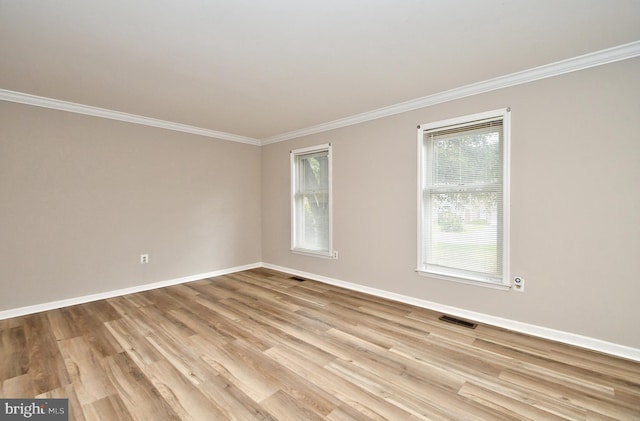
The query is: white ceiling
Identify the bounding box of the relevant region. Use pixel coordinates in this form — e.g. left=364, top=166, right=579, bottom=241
left=1, top=1, right=640, bottom=140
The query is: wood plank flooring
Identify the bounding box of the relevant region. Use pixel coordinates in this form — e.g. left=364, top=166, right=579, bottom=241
left=1, top=268, right=639, bottom=420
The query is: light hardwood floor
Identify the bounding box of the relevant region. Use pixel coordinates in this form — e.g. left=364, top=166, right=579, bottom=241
left=1, top=268, right=639, bottom=420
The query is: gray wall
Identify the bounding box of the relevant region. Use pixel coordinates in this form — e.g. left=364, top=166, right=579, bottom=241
left=0, top=102, right=262, bottom=310
left=261, top=58, right=640, bottom=349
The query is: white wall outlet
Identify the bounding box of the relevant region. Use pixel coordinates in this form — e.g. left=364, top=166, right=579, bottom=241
left=513, top=276, right=525, bottom=292
left=332, top=250, right=339, bottom=259
left=140, top=254, right=149, bottom=264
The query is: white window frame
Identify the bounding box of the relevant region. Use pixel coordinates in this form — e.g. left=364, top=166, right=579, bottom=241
left=417, top=109, right=510, bottom=288
left=290, top=143, right=333, bottom=258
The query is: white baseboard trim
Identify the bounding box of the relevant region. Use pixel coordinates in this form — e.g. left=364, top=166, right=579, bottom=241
left=0, top=262, right=262, bottom=321
left=262, top=263, right=640, bottom=362
left=2, top=261, right=638, bottom=362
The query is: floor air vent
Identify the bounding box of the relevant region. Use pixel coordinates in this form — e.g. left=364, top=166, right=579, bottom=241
left=289, top=276, right=306, bottom=282
left=438, top=315, right=477, bottom=329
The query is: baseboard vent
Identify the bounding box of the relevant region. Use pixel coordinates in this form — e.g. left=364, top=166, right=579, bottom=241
left=439, top=315, right=477, bottom=329
left=289, top=276, right=307, bottom=282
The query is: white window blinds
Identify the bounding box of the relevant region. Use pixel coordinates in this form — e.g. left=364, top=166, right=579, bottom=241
left=291, top=145, right=332, bottom=256
left=419, top=110, right=509, bottom=285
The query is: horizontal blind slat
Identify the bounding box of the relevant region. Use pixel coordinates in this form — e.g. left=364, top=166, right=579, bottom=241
left=424, top=118, right=503, bottom=138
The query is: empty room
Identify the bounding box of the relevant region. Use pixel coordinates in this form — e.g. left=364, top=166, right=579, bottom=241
left=1, top=1, right=639, bottom=420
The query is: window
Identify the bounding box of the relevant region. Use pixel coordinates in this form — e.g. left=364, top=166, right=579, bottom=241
left=418, top=109, right=510, bottom=287
left=291, top=144, right=332, bottom=257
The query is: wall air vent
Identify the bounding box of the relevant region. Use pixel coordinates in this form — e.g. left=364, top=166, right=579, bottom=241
left=438, top=315, right=478, bottom=329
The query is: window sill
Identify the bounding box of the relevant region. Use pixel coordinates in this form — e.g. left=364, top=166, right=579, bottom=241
left=416, top=269, right=511, bottom=290
left=291, top=249, right=334, bottom=259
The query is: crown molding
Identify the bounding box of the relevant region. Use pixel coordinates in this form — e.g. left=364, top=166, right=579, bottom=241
left=2, top=41, right=639, bottom=146
left=261, top=40, right=640, bottom=145
left=0, top=89, right=261, bottom=146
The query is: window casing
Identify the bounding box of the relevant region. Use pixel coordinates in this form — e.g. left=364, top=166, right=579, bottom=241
left=291, top=144, right=332, bottom=257
left=417, top=109, right=510, bottom=287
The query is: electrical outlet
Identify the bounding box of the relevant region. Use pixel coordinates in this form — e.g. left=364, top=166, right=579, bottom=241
left=332, top=250, right=339, bottom=259
left=140, top=254, right=149, bottom=264
left=513, top=276, right=525, bottom=292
